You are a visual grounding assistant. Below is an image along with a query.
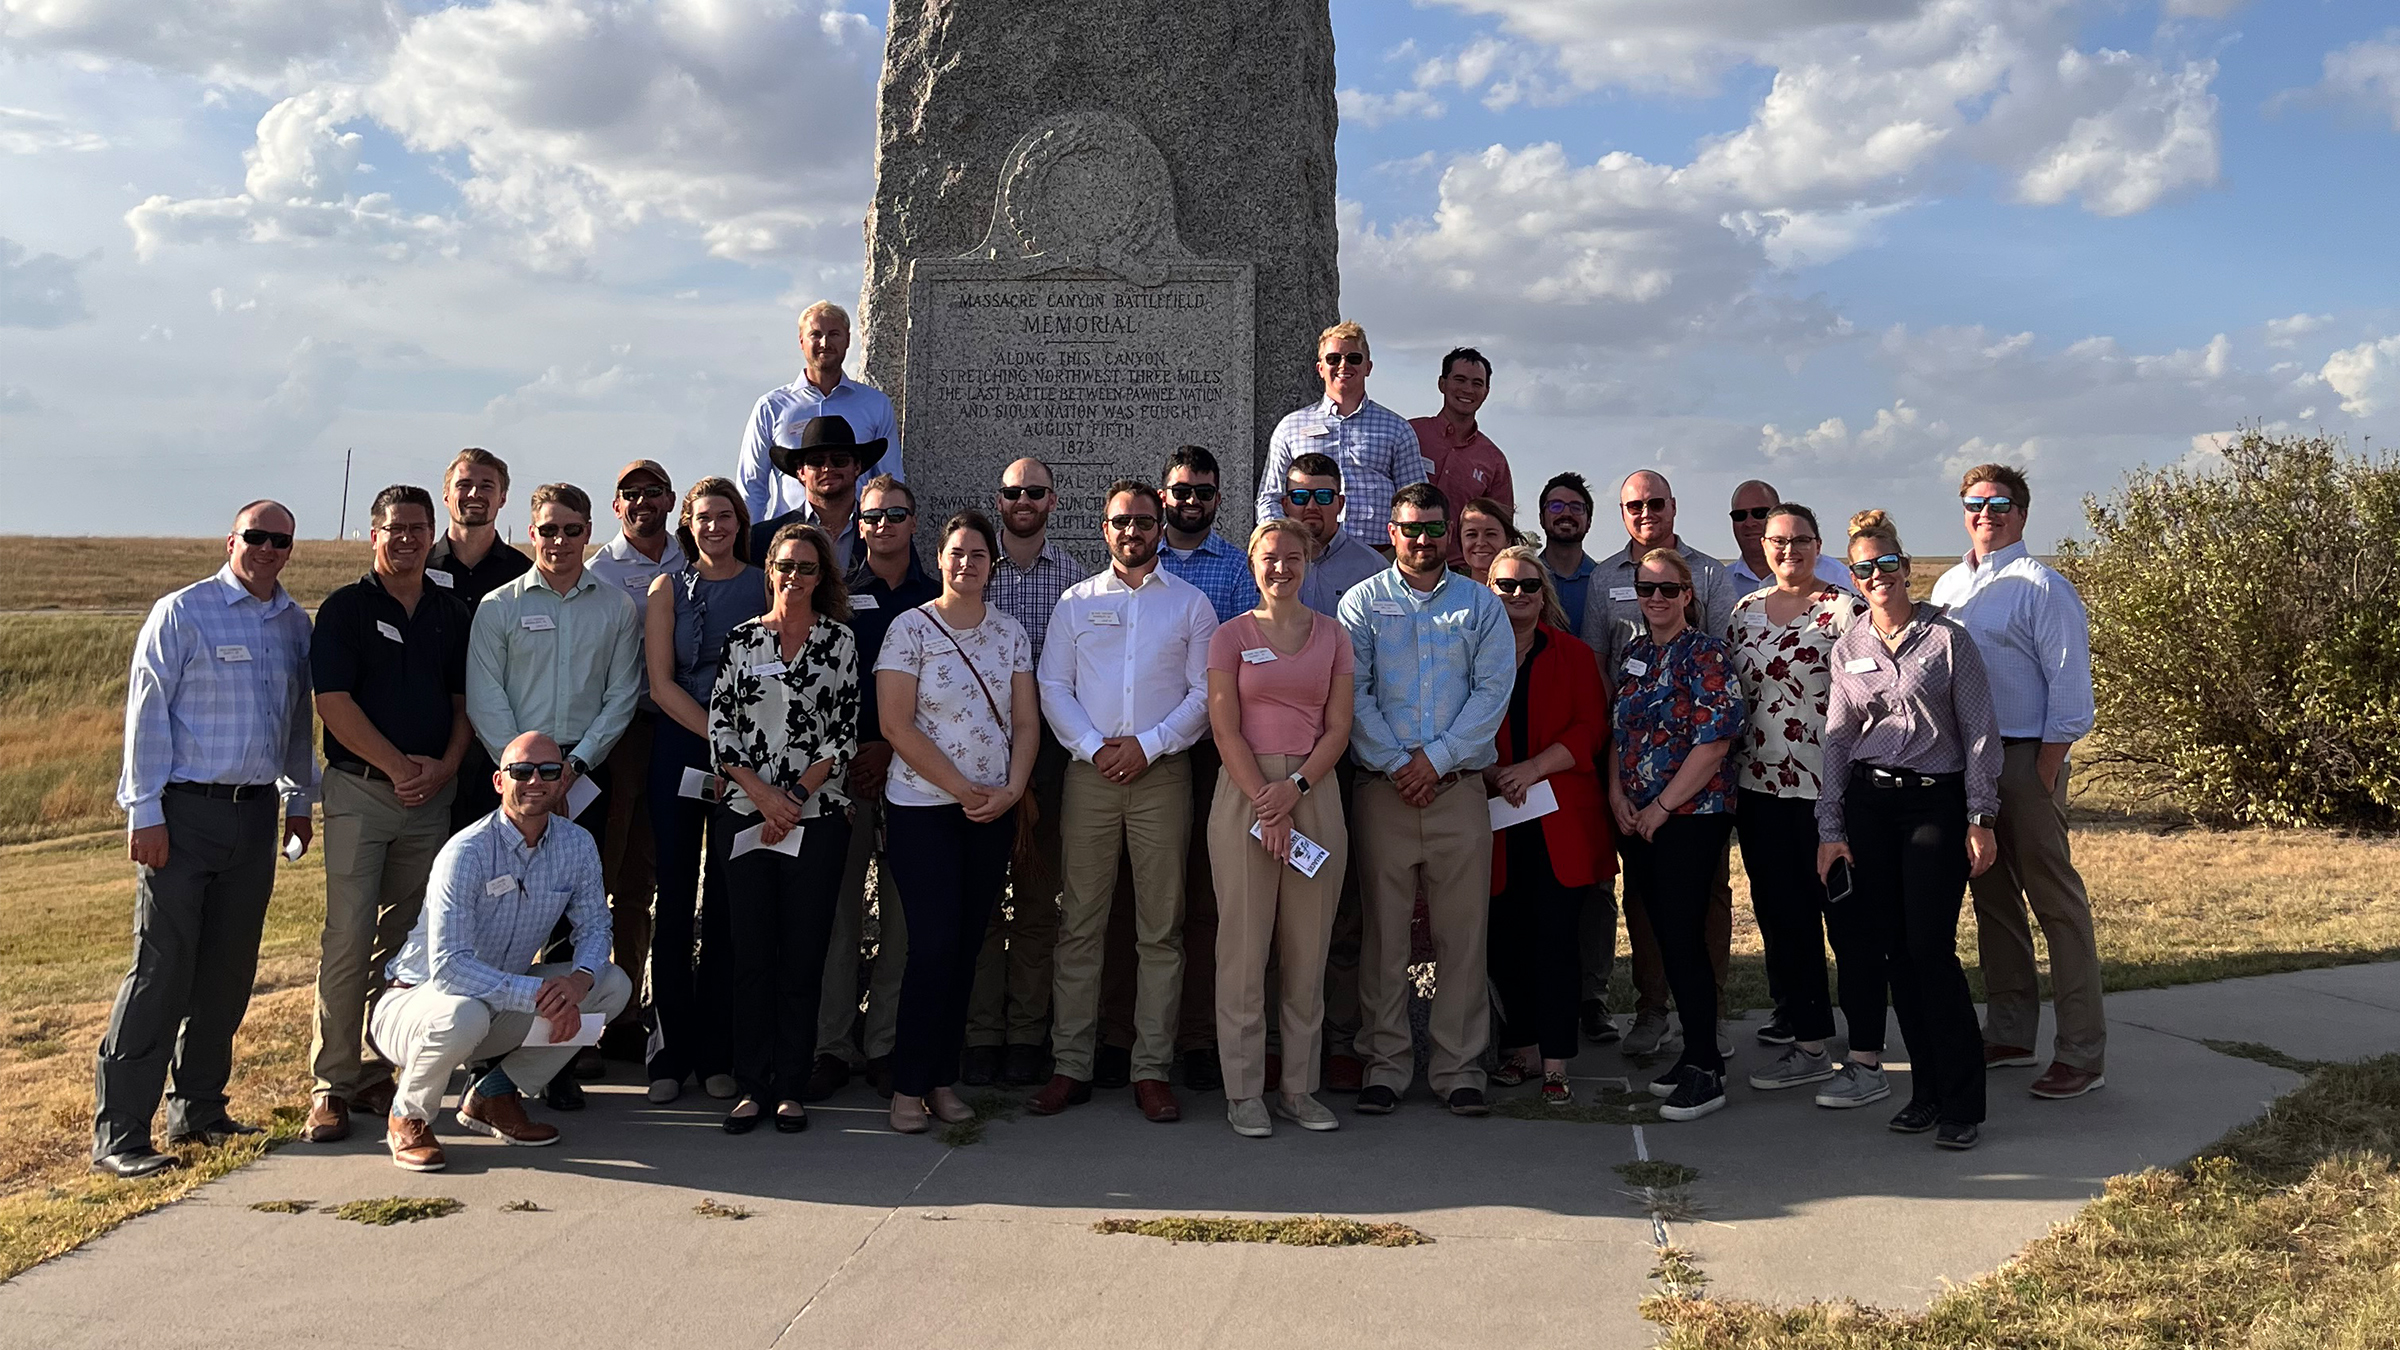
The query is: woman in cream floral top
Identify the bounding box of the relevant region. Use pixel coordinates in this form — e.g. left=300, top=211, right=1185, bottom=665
left=1726, top=502, right=1871, bottom=1100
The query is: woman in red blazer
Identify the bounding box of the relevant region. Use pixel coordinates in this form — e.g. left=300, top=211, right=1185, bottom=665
left=1482, top=545, right=1616, bottom=1105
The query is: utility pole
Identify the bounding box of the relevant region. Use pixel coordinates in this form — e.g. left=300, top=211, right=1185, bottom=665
left=337, top=447, right=353, bottom=539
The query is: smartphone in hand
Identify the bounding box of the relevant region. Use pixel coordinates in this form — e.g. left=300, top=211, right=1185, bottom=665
left=1824, top=857, right=1854, bottom=904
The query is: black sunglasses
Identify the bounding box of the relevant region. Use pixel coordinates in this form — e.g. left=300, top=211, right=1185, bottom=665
left=1490, top=578, right=1542, bottom=595
left=238, top=528, right=294, bottom=549
left=501, top=761, right=566, bottom=782
left=1961, top=495, right=2017, bottom=515
left=1106, top=513, right=1160, bottom=532
left=1849, top=554, right=1907, bottom=578
left=1622, top=497, right=1669, bottom=515
left=1319, top=351, right=1366, bottom=368
left=617, top=484, right=668, bottom=502
left=1166, top=483, right=1218, bottom=502
left=998, top=485, right=1051, bottom=502
left=1633, top=581, right=1689, bottom=598
left=798, top=451, right=857, bottom=469
left=858, top=507, right=913, bottom=525
left=534, top=522, right=587, bottom=539
left=769, top=559, right=821, bottom=576
left=1729, top=506, right=1773, bottom=522
left=1394, top=520, right=1449, bottom=540
left=1286, top=487, right=1338, bottom=506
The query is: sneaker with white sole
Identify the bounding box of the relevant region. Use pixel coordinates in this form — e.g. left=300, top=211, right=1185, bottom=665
left=1272, top=1092, right=1340, bottom=1132
left=1648, top=1063, right=1691, bottom=1098
left=1658, top=1068, right=1727, bottom=1121
left=1716, top=1023, right=1735, bottom=1059
left=1226, top=1097, right=1273, bottom=1138
left=1621, top=1009, right=1674, bottom=1057
left=1748, top=1045, right=1837, bottom=1091
left=1813, top=1062, right=1892, bottom=1109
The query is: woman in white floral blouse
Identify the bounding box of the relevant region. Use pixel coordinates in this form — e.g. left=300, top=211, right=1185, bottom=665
left=708, top=522, right=859, bottom=1136
left=1726, top=503, right=1872, bottom=1098
left=875, top=510, right=1040, bottom=1135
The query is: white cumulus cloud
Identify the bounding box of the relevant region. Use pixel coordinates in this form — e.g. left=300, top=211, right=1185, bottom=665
left=0, top=0, right=396, bottom=86
left=2321, top=336, right=2400, bottom=417
left=2264, top=313, right=2330, bottom=348
left=2311, top=32, right=2400, bottom=131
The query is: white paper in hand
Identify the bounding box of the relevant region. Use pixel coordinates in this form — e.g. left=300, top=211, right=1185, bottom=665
left=1488, top=778, right=1560, bottom=831
left=677, top=767, right=715, bottom=801
left=1248, top=820, right=1330, bottom=878
left=730, top=821, right=804, bottom=859
left=522, top=1011, right=607, bottom=1049
left=563, top=774, right=599, bottom=819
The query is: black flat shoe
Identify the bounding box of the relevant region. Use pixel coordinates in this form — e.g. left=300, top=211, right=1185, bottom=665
left=723, top=1102, right=763, bottom=1135
left=91, top=1149, right=180, bottom=1179
left=1181, top=1048, right=1223, bottom=1092
left=1094, top=1044, right=1132, bottom=1090
left=1002, top=1043, right=1049, bottom=1086
left=775, top=1103, right=808, bottom=1134
left=1887, top=1101, right=1938, bottom=1133
left=1935, top=1120, right=1981, bottom=1150
left=544, top=1078, right=586, bottom=1111
left=959, top=1044, right=1001, bottom=1087
left=1353, top=1085, right=1399, bottom=1115
left=165, top=1118, right=263, bottom=1148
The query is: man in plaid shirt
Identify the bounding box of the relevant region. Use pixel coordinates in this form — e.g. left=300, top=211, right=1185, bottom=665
left=1256, top=320, right=1430, bottom=552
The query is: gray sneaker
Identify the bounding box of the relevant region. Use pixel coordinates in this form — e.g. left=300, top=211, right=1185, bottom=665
left=1271, top=1092, right=1340, bottom=1132
left=1226, top=1097, right=1273, bottom=1138
left=1621, top=1009, right=1674, bottom=1057
left=1748, top=1046, right=1836, bottom=1091
left=1717, top=1022, right=1735, bottom=1060
left=1813, top=1062, right=1892, bottom=1109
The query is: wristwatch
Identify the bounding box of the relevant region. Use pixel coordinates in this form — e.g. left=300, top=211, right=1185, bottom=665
left=567, top=755, right=592, bottom=778
left=1968, top=812, right=1998, bottom=828
left=1288, top=770, right=1311, bottom=795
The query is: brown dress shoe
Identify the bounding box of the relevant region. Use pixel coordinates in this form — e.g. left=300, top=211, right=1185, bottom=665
left=1027, top=1074, right=1092, bottom=1116
left=350, top=1077, right=396, bottom=1118
left=2028, top=1063, right=2106, bottom=1099
left=1324, top=1054, right=1366, bottom=1094
left=1983, top=1043, right=2038, bottom=1069
left=387, top=1116, right=446, bottom=1172
left=1135, top=1080, right=1182, bottom=1123
left=458, top=1089, right=560, bottom=1146
left=302, top=1092, right=351, bottom=1144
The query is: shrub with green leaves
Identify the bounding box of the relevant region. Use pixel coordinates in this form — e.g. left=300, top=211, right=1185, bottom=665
left=2057, top=428, right=2400, bottom=828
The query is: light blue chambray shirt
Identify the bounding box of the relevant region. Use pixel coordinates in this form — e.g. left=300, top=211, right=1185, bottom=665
left=1928, top=541, right=2097, bottom=743
left=465, top=567, right=644, bottom=765
left=1159, top=531, right=1260, bottom=623
left=733, top=374, right=906, bottom=521
left=1338, top=565, right=1515, bottom=777
left=1258, top=396, right=1432, bottom=550
left=385, top=810, right=612, bottom=1014
left=117, top=565, right=318, bottom=831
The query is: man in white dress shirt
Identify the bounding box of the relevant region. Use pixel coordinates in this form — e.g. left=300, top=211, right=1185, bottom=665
left=1030, top=481, right=1219, bottom=1124
left=734, top=301, right=905, bottom=521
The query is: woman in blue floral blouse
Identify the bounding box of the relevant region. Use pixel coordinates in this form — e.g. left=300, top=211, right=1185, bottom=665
left=1609, top=547, right=1746, bottom=1123
left=708, top=522, right=858, bottom=1136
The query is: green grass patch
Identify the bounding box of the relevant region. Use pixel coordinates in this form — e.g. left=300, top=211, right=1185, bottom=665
left=937, top=1089, right=1024, bottom=1148
left=1490, top=1084, right=1660, bottom=1125
left=1651, top=1245, right=1711, bottom=1298
left=247, top=1199, right=312, bottom=1214
left=2203, top=1039, right=2331, bottom=1075
left=1616, top=1160, right=1701, bottom=1189
left=693, top=1198, right=754, bottom=1220
left=1093, top=1215, right=1431, bottom=1248
left=329, top=1196, right=462, bottom=1226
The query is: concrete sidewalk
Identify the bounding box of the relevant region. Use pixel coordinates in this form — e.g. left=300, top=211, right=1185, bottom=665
left=4, top=961, right=2392, bottom=1348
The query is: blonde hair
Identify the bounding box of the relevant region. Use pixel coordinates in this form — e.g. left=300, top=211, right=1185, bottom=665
left=1317, top=320, right=1368, bottom=357
left=1490, top=544, right=1570, bottom=631
left=1635, top=547, right=1701, bottom=627
left=798, top=300, right=852, bottom=331
left=1847, top=508, right=1905, bottom=557
left=1248, top=516, right=1313, bottom=566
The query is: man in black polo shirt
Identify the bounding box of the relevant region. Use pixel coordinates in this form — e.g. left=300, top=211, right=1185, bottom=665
left=429, top=447, right=532, bottom=834
left=301, top=484, right=473, bottom=1143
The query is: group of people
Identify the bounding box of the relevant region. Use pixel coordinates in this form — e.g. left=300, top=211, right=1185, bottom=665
left=90, top=307, right=2103, bottom=1180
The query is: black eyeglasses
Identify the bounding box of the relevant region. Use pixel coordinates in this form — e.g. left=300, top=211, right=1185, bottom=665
left=1729, top=506, right=1773, bottom=522
left=1319, top=351, right=1366, bottom=368
left=1543, top=499, right=1588, bottom=516
left=1848, top=554, right=1907, bottom=578
left=998, top=485, right=1051, bottom=502
left=1961, top=495, right=2017, bottom=516
left=1622, top=497, right=1669, bottom=515
left=1763, top=535, right=1818, bottom=551
left=1394, top=521, right=1449, bottom=541
left=238, top=528, right=294, bottom=549
left=1633, top=581, right=1689, bottom=598
left=1490, top=578, right=1542, bottom=595
left=617, top=484, right=668, bottom=502
left=501, top=761, right=566, bottom=782
left=858, top=507, right=913, bottom=525
left=769, top=559, right=821, bottom=577
left=534, top=523, right=587, bottom=539
left=1106, top=514, right=1160, bottom=532
left=1166, top=484, right=1218, bottom=502
left=1286, top=487, right=1338, bottom=506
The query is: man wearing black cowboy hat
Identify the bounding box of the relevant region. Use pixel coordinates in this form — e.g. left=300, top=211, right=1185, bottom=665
left=749, top=412, right=888, bottom=566
left=735, top=301, right=906, bottom=521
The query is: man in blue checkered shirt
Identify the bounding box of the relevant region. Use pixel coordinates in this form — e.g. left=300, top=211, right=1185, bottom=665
left=1256, top=320, right=1431, bottom=552
left=1158, top=445, right=1259, bottom=623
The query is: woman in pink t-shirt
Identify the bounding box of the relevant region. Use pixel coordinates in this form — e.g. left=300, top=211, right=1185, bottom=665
left=1204, top=518, right=1355, bottom=1140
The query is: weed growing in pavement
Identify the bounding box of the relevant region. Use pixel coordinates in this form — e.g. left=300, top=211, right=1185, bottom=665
left=330, top=1197, right=462, bottom=1226
left=1093, top=1215, right=1431, bottom=1247
left=694, top=1198, right=754, bottom=1220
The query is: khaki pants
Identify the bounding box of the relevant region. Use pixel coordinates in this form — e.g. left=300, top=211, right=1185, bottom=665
left=816, top=797, right=904, bottom=1063
left=1211, top=753, right=1346, bottom=1100
left=1052, top=754, right=1191, bottom=1083
left=1972, top=743, right=2106, bottom=1072
left=965, top=728, right=1065, bottom=1048
left=600, top=712, right=656, bottom=1026
left=372, top=963, right=632, bottom=1123
left=1353, top=773, right=1493, bottom=1096
left=311, top=767, right=455, bottom=1099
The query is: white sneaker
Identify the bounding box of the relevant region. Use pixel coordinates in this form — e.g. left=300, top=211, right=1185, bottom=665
left=1227, top=1097, right=1273, bottom=1138
left=1271, top=1092, right=1340, bottom=1132
left=647, top=1077, right=682, bottom=1104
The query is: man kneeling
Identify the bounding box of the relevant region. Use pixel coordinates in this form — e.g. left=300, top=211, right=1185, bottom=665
left=370, top=731, right=631, bottom=1171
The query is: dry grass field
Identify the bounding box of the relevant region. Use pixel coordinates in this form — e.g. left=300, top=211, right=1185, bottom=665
left=0, top=536, right=376, bottom=612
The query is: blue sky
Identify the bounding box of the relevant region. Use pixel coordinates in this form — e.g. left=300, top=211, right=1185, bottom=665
left=3, top=0, right=2397, bottom=557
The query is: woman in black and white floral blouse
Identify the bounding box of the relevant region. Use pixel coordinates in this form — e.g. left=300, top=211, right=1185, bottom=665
left=708, top=522, right=858, bottom=1136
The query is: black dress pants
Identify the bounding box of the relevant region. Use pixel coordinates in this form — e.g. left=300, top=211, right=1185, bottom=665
left=1845, top=777, right=1984, bottom=1125
left=1619, top=812, right=1735, bottom=1075
left=646, top=720, right=732, bottom=1084
left=885, top=802, right=1016, bottom=1099
left=1735, top=789, right=1837, bottom=1042
left=720, top=805, right=851, bottom=1104
left=1487, top=828, right=1582, bottom=1062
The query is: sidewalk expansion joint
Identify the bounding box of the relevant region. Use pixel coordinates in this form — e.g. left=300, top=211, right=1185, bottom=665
left=769, top=1146, right=956, bottom=1346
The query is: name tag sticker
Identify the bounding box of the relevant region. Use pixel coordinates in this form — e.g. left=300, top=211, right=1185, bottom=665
left=750, top=660, right=788, bottom=678
left=1370, top=600, right=1406, bottom=616
left=851, top=594, right=879, bottom=611
left=1623, top=658, right=1649, bottom=677
left=215, top=644, right=252, bottom=663
left=1303, top=424, right=1333, bottom=437
left=624, top=578, right=647, bottom=590
left=1089, top=610, right=1121, bottom=626
left=376, top=620, right=403, bottom=644
left=1609, top=586, right=1638, bottom=602
left=427, top=569, right=454, bottom=588
left=485, top=875, right=516, bottom=897
left=1844, top=657, right=1879, bottom=674
left=520, top=614, right=555, bottom=632
left=1743, top=613, right=1770, bottom=629
left=1240, top=647, right=1278, bottom=664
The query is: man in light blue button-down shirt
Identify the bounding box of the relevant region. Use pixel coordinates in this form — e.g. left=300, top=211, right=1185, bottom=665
left=1338, top=483, right=1513, bottom=1115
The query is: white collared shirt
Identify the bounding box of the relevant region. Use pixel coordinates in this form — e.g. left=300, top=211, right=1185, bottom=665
left=1037, top=565, right=1219, bottom=763
left=1928, top=541, right=2095, bottom=743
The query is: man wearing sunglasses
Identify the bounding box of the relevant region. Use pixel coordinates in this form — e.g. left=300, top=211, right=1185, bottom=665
left=734, top=300, right=905, bottom=522
left=369, top=731, right=633, bottom=1172
left=1408, top=346, right=1516, bottom=564
left=750, top=413, right=886, bottom=568
left=1578, top=470, right=1738, bottom=1061
left=1285, top=453, right=1386, bottom=619
left=1034, top=481, right=1219, bottom=1123
left=582, top=460, right=685, bottom=1068
left=1929, top=464, right=2105, bottom=1102
left=300, top=485, right=473, bottom=1146
left=1725, top=479, right=1855, bottom=595
left=1339, top=483, right=1514, bottom=1117
left=95, top=501, right=319, bottom=1179
left=1257, top=321, right=1431, bottom=553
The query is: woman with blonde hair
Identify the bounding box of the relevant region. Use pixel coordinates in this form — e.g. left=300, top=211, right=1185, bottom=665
left=1206, top=517, right=1355, bottom=1138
